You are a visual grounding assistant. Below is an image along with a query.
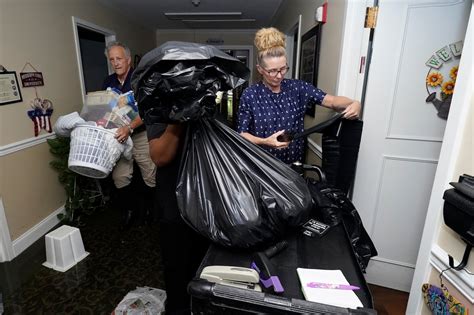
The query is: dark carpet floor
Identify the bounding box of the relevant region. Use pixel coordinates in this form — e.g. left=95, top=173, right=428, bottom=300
left=0, top=196, right=408, bottom=314
left=0, top=205, right=164, bottom=314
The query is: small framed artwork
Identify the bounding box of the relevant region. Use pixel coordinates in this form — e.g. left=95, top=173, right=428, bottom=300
left=0, top=71, right=23, bottom=106
left=299, top=24, right=322, bottom=117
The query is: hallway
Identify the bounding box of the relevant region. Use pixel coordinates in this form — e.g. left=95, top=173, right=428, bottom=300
left=0, top=205, right=410, bottom=314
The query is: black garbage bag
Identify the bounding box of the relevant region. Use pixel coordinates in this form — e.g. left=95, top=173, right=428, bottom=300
left=307, top=178, right=377, bottom=272
left=322, top=119, right=363, bottom=195
left=176, top=118, right=313, bottom=248
left=132, top=41, right=250, bottom=124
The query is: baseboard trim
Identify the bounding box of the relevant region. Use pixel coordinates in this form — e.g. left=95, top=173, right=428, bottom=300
left=307, top=138, right=322, bottom=159
left=12, top=206, right=65, bottom=258
left=0, top=133, right=55, bottom=157
left=365, top=257, right=414, bottom=292
left=430, top=244, right=473, bottom=303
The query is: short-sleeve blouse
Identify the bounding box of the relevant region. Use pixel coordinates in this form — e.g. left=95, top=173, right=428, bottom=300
left=237, top=79, right=326, bottom=164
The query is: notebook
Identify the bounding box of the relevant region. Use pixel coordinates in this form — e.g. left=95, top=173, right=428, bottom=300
left=296, top=268, right=363, bottom=309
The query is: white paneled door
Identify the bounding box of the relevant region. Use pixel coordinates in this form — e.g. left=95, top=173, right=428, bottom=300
left=352, top=0, right=471, bottom=291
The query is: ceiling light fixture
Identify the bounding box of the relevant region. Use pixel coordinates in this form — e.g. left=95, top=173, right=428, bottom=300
left=164, top=12, right=242, bottom=20
left=182, top=19, right=256, bottom=23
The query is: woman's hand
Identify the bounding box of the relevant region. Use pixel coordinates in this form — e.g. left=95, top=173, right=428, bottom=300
left=322, top=95, right=361, bottom=120
left=240, top=130, right=290, bottom=149
left=265, top=130, right=290, bottom=149
left=342, top=100, right=361, bottom=120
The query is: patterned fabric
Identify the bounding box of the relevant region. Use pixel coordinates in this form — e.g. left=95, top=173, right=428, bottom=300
left=422, top=283, right=468, bottom=315
left=237, top=79, right=326, bottom=164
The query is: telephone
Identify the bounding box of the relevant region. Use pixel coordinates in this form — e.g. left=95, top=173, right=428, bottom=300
left=200, top=265, right=262, bottom=292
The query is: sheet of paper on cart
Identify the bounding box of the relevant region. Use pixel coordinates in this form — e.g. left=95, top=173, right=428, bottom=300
left=297, top=268, right=363, bottom=309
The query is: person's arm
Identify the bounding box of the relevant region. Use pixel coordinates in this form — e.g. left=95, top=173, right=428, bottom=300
left=149, top=124, right=184, bottom=167
left=321, top=94, right=361, bottom=119
left=240, top=131, right=289, bottom=149
left=115, top=116, right=143, bottom=143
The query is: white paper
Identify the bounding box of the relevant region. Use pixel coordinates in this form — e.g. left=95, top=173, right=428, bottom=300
left=296, top=268, right=363, bottom=309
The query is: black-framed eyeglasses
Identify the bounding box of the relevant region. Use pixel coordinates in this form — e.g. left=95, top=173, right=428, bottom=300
left=261, top=65, right=290, bottom=78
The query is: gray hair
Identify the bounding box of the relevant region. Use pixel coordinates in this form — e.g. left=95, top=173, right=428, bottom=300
left=104, top=41, right=131, bottom=58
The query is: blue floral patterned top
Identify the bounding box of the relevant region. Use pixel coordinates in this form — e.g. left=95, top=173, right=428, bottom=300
left=237, top=79, right=326, bottom=164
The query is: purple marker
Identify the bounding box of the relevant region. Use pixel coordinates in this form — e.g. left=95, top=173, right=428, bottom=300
left=307, top=282, right=360, bottom=290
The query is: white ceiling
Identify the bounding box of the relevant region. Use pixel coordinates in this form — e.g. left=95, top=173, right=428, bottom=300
left=98, top=0, right=284, bottom=30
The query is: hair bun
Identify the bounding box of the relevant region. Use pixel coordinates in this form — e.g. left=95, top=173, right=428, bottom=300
left=254, top=27, right=286, bottom=52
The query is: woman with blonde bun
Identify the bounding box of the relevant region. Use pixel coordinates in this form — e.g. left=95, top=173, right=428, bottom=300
left=237, top=27, right=361, bottom=164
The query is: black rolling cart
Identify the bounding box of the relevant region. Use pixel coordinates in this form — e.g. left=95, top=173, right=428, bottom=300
left=188, top=221, right=375, bottom=314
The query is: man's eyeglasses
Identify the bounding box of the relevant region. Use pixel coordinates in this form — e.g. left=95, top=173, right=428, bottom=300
left=261, top=66, right=290, bottom=77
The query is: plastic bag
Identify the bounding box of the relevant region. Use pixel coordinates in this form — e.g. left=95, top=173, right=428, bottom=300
left=322, top=119, right=363, bottom=195
left=306, top=178, right=377, bottom=272
left=113, top=287, right=166, bottom=315
left=176, top=118, right=313, bottom=248
left=80, top=89, right=138, bottom=129
left=132, top=41, right=250, bottom=124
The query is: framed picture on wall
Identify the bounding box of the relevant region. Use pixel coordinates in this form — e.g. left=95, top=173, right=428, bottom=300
left=0, top=71, right=23, bottom=106
left=299, top=24, right=322, bottom=117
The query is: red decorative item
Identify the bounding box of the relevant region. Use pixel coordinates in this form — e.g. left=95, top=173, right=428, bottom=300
left=27, top=98, right=53, bottom=136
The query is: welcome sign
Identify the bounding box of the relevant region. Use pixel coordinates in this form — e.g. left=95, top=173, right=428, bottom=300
left=20, top=71, right=44, bottom=87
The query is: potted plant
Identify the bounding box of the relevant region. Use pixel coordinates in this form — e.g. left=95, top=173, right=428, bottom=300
left=47, top=136, right=106, bottom=224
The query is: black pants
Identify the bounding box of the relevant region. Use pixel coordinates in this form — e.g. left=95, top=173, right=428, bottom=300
left=155, top=156, right=209, bottom=314
left=158, top=218, right=209, bottom=314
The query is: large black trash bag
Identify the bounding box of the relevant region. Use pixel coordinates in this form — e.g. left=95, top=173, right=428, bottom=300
left=176, top=118, right=313, bottom=248
left=131, top=41, right=250, bottom=124
left=322, top=119, right=363, bottom=195
left=307, top=178, right=377, bottom=272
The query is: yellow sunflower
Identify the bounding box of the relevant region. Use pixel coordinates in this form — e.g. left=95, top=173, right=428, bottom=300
left=442, top=81, right=455, bottom=95
left=426, top=72, right=443, bottom=87
left=450, top=66, right=458, bottom=80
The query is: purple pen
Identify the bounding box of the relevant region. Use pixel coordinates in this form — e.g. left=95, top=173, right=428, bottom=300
left=307, top=282, right=360, bottom=290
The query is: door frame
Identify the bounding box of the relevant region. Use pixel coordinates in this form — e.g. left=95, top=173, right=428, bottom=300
left=336, top=0, right=374, bottom=101
left=407, top=7, right=473, bottom=313
left=72, top=17, right=115, bottom=105
left=285, top=15, right=302, bottom=79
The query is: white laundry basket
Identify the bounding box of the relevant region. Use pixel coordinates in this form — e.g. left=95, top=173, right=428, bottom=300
left=68, top=125, right=121, bottom=178
left=43, top=225, right=89, bottom=272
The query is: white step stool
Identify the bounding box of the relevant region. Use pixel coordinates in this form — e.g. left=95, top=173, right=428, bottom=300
left=43, top=225, right=89, bottom=272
